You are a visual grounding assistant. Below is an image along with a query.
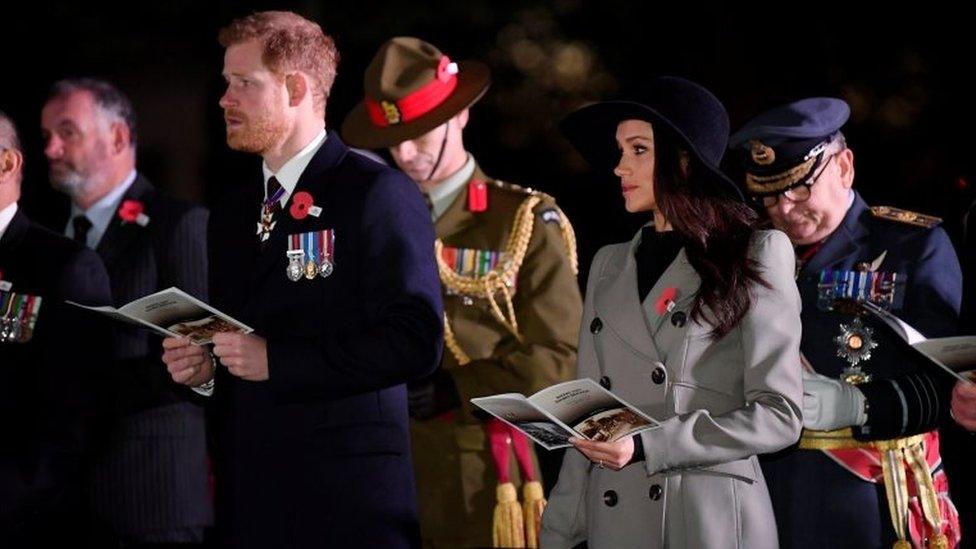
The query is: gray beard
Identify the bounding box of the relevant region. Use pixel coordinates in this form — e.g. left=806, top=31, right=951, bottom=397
left=50, top=168, right=92, bottom=201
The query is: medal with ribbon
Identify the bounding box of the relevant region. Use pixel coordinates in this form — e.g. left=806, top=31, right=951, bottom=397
left=439, top=246, right=512, bottom=295
left=286, top=230, right=336, bottom=281
left=0, top=290, right=42, bottom=344
left=816, top=269, right=905, bottom=312
left=318, top=230, right=335, bottom=277
left=816, top=263, right=904, bottom=385
left=257, top=183, right=287, bottom=242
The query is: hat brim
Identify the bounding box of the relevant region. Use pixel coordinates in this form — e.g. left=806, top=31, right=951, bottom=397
left=560, top=101, right=743, bottom=201
left=744, top=151, right=825, bottom=198
left=341, top=60, right=491, bottom=149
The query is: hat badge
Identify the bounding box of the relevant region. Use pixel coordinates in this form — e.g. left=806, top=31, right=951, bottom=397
left=380, top=101, right=402, bottom=125
left=750, top=140, right=776, bottom=166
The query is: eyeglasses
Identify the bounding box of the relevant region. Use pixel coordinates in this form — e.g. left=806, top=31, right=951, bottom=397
left=757, top=153, right=837, bottom=208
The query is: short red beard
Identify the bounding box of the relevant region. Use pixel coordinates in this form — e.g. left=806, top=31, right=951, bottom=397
left=225, top=110, right=286, bottom=154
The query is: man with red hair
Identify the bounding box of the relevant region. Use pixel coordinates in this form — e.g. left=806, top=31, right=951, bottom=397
left=161, top=12, right=443, bottom=548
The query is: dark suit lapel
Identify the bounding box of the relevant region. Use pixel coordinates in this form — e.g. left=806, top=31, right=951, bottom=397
left=250, top=134, right=348, bottom=286
left=801, top=192, right=871, bottom=277
left=0, top=209, right=29, bottom=258
left=95, top=175, right=154, bottom=269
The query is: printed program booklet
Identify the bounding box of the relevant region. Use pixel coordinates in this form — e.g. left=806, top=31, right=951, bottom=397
left=471, top=378, right=661, bottom=450
left=68, top=287, right=252, bottom=345
left=863, top=301, right=976, bottom=383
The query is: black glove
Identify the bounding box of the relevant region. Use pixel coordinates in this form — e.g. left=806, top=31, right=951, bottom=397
left=407, top=368, right=461, bottom=420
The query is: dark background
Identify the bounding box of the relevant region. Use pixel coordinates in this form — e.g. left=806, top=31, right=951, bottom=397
left=3, top=2, right=975, bottom=542
left=2, top=1, right=974, bottom=277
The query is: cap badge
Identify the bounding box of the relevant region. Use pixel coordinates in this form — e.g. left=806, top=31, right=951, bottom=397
left=380, top=101, right=402, bottom=125
left=750, top=140, right=776, bottom=166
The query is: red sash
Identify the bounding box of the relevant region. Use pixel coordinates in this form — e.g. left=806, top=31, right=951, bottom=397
left=822, top=431, right=960, bottom=547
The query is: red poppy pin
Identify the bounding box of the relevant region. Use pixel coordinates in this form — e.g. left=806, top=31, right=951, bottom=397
left=655, top=287, right=679, bottom=316
left=118, top=199, right=150, bottom=226
left=289, top=191, right=315, bottom=220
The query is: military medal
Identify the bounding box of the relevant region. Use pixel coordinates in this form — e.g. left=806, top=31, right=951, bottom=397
left=0, top=291, right=42, bottom=344
left=258, top=183, right=287, bottom=242
left=287, top=230, right=336, bottom=281
left=304, top=259, right=318, bottom=279
left=0, top=270, right=11, bottom=292
left=303, top=230, right=320, bottom=279
left=834, top=316, right=878, bottom=384
left=1, top=291, right=18, bottom=342
left=318, top=230, right=335, bottom=278
left=817, top=268, right=905, bottom=312
left=286, top=249, right=305, bottom=282
left=439, top=245, right=510, bottom=295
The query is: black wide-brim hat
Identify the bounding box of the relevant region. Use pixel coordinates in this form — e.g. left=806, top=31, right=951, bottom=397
left=560, top=76, right=743, bottom=201
left=342, top=37, right=491, bottom=149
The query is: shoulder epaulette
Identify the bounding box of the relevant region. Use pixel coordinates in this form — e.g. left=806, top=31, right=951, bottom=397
left=492, top=179, right=534, bottom=196
left=870, top=206, right=941, bottom=229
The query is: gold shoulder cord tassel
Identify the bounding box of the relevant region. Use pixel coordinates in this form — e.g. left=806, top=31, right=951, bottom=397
left=436, top=195, right=540, bottom=362
left=801, top=429, right=949, bottom=549
left=881, top=447, right=912, bottom=549
left=442, top=311, right=470, bottom=366
left=522, top=480, right=546, bottom=548
left=493, top=482, right=525, bottom=548
left=438, top=192, right=572, bottom=547
left=906, top=442, right=949, bottom=549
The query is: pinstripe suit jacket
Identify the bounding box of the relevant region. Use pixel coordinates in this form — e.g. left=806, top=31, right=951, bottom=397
left=60, top=175, right=213, bottom=539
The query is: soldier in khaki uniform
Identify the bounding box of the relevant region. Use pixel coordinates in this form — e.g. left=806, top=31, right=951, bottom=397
left=342, top=37, right=582, bottom=548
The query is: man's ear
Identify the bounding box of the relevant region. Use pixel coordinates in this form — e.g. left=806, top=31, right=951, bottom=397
left=110, top=122, right=132, bottom=156
left=0, top=148, right=24, bottom=184
left=836, top=148, right=855, bottom=190
left=285, top=73, right=309, bottom=107
left=455, top=108, right=470, bottom=130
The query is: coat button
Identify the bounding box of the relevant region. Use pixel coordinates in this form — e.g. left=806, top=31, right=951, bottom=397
left=649, top=484, right=663, bottom=501
left=603, top=490, right=618, bottom=507
left=590, top=317, right=603, bottom=334
left=599, top=376, right=612, bottom=390
left=670, top=311, right=687, bottom=327
left=651, top=367, right=666, bottom=385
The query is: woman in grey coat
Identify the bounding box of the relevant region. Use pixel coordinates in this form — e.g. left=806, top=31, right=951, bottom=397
left=540, top=77, right=803, bottom=548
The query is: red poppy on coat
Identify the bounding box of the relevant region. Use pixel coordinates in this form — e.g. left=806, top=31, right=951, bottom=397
left=655, top=287, right=679, bottom=316
left=118, top=199, right=150, bottom=226
left=290, top=191, right=314, bottom=220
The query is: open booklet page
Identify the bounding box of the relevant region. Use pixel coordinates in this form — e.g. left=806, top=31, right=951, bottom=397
left=471, top=378, right=661, bottom=450
left=68, top=287, right=252, bottom=345
left=469, top=394, right=576, bottom=450
left=864, top=302, right=975, bottom=382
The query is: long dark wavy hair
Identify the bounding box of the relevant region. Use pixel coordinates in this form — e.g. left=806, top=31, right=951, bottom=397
left=652, top=131, right=769, bottom=340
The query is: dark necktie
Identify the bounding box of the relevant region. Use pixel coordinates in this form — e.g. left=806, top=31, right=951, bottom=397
left=72, top=215, right=93, bottom=246
left=422, top=192, right=434, bottom=214
left=266, top=176, right=284, bottom=213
